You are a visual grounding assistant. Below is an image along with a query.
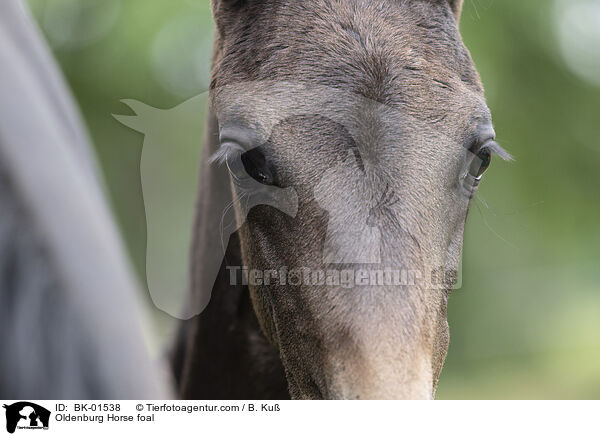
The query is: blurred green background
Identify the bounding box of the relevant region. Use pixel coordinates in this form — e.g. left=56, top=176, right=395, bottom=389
left=25, top=0, right=600, bottom=399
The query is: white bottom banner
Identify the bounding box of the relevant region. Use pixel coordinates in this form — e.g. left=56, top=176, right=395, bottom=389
left=0, top=400, right=597, bottom=436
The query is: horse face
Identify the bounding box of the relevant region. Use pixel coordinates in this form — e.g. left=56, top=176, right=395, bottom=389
left=210, top=0, right=504, bottom=399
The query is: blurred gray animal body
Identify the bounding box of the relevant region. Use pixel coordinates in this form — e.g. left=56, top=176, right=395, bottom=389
left=0, top=0, right=168, bottom=399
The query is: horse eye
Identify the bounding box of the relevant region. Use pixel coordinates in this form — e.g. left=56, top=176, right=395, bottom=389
left=240, top=148, right=276, bottom=186
left=469, top=147, right=492, bottom=179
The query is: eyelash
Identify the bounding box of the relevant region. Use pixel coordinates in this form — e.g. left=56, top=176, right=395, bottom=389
left=208, top=142, right=244, bottom=166
left=471, top=140, right=512, bottom=161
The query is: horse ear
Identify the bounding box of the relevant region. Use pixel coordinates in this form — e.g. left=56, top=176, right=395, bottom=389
left=447, top=0, right=464, bottom=20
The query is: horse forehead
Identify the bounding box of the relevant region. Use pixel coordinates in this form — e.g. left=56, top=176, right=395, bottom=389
left=214, top=80, right=481, bottom=151
left=214, top=0, right=486, bottom=147
left=227, top=1, right=482, bottom=103
left=265, top=3, right=464, bottom=56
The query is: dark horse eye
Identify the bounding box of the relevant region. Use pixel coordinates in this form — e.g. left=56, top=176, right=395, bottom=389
left=469, top=147, right=492, bottom=179
left=241, top=147, right=276, bottom=186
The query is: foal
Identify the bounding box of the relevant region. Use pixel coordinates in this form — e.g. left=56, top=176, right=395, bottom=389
left=173, top=0, right=508, bottom=399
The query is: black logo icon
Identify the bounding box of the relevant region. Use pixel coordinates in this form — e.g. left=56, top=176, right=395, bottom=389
left=2, top=403, right=50, bottom=434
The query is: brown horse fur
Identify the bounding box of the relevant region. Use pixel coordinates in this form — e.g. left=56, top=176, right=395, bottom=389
left=172, top=0, right=507, bottom=399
